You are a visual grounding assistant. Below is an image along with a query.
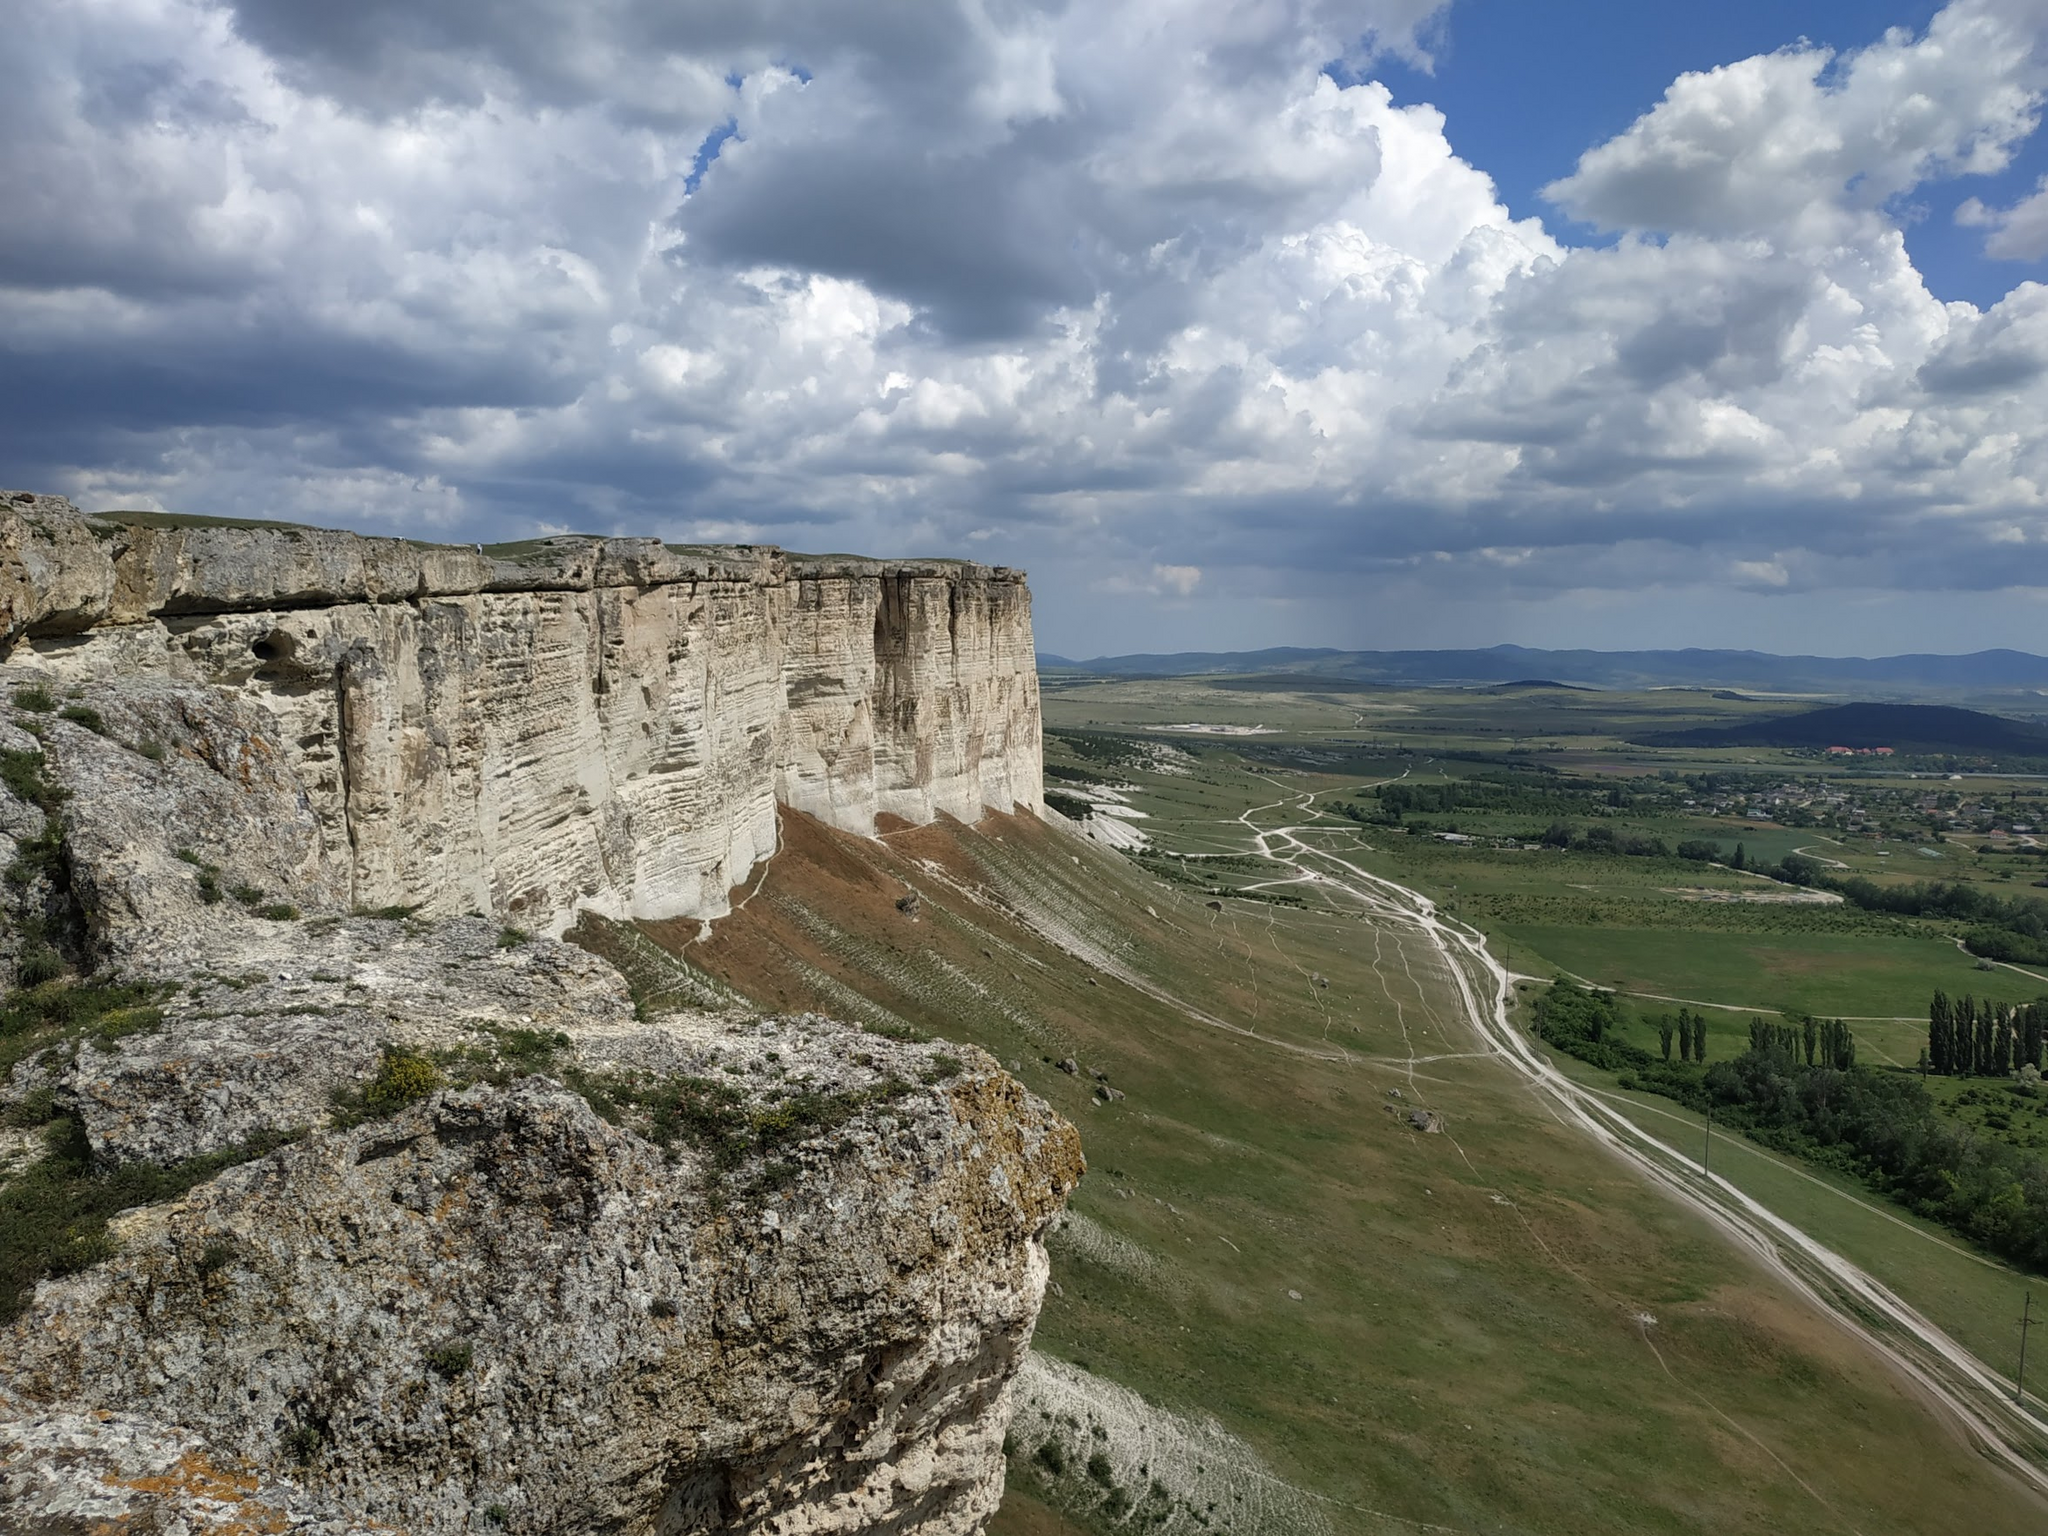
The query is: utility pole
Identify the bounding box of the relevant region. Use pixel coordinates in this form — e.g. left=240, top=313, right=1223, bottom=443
left=2020, top=1293, right=2036, bottom=1407
left=1701, top=1105, right=1713, bottom=1177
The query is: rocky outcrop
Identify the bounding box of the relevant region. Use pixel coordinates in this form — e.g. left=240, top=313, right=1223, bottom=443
left=0, top=511, right=1080, bottom=1536
left=5, top=1040, right=1081, bottom=1536
left=0, top=492, right=1044, bottom=935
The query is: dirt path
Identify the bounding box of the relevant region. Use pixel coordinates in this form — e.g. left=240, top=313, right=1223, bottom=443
left=1227, top=783, right=2048, bottom=1497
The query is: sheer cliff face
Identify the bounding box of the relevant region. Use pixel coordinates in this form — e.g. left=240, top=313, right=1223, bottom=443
left=0, top=493, right=1043, bottom=933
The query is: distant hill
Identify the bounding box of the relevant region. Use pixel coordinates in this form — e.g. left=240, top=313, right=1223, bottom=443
left=1036, top=643, right=2048, bottom=696
left=1634, top=702, right=2048, bottom=755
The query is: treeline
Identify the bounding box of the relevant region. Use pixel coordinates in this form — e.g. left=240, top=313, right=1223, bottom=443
left=1926, top=992, right=2048, bottom=1076
left=1530, top=979, right=2048, bottom=1273
left=1742, top=1014, right=1857, bottom=1069
left=1828, top=878, right=2048, bottom=963
left=1533, top=981, right=1714, bottom=1078
left=1376, top=770, right=1600, bottom=819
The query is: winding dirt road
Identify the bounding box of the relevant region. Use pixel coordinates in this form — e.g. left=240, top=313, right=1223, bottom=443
left=1233, top=782, right=2048, bottom=1497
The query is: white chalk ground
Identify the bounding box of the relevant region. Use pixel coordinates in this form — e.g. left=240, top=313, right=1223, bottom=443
left=1047, top=784, right=1153, bottom=852
left=1156, top=723, right=1278, bottom=735
left=1008, top=1352, right=1335, bottom=1535
left=1045, top=1208, right=1170, bottom=1293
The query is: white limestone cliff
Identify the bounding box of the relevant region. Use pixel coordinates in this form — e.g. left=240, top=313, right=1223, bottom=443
left=0, top=492, right=1043, bottom=934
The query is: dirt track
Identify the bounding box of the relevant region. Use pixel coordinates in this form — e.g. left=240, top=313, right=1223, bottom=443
left=1233, top=783, right=2048, bottom=1503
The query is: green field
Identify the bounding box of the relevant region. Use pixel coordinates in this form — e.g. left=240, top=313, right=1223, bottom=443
left=1503, top=925, right=2046, bottom=1022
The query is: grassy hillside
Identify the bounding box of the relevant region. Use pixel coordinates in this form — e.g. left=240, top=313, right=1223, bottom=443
left=647, top=784, right=2047, bottom=1535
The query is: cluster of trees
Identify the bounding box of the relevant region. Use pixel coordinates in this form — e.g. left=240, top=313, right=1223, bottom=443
left=1375, top=770, right=1593, bottom=820
left=1696, top=1036, right=2048, bottom=1271
left=1654, top=1008, right=1710, bottom=1062
left=1530, top=980, right=2048, bottom=1272
left=1831, top=878, right=2048, bottom=963
left=1533, top=980, right=1716, bottom=1082
left=1925, top=992, right=2048, bottom=1077
left=1741, top=1014, right=1857, bottom=1069
left=1533, top=823, right=1672, bottom=857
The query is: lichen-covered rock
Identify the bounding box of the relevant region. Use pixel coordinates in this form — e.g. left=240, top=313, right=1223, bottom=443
left=57, top=914, right=637, bottom=1166
left=2, top=1054, right=1082, bottom=1536
left=0, top=1401, right=385, bottom=1534
left=14, top=673, right=351, bottom=966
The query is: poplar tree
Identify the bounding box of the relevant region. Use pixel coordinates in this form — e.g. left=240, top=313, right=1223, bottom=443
left=1930, top=992, right=1952, bottom=1076
left=1657, top=1015, right=1676, bottom=1061
left=1802, top=1015, right=1818, bottom=1067
left=1692, top=1013, right=1709, bottom=1064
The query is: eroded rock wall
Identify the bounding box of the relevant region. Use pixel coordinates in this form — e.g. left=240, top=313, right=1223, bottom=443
left=0, top=493, right=1042, bottom=932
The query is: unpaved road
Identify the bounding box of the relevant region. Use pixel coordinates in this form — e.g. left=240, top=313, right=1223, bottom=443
left=1232, top=783, right=2048, bottom=1498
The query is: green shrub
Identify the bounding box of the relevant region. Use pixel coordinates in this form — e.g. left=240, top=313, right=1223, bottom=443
left=0, top=749, right=64, bottom=813
left=56, top=706, right=104, bottom=736
left=135, top=739, right=165, bottom=761
left=495, top=1027, right=569, bottom=1072
left=15, top=941, right=64, bottom=988
left=195, top=869, right=223, bottom=904
left=1087, top=1452, right=1115, bottom=1486
left=1036, top=1439, right=1068, bottom=1476
left=426, top=1341, right=473, bottom=1377
left=0, top=978, right=166, bottom=1080
left=0, top=1120, right=290, bottom=1321
left=5, top=819, right=65, bottom=892
left=10, top=686, right=54, bottom=714
left=282, top=1422, right=324, bottom=1464
left=496, top=926, right=529, bottom=949
left=254, top=903, right=299, bottom=922
left=228, top=883, right=264, bottom=907
left=364, top=1047, right=441, bottom=1112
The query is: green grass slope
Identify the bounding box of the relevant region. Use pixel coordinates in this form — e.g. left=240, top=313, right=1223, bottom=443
left=656, top=800, right=2045, bottom=1536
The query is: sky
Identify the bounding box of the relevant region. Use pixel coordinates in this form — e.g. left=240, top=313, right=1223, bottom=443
left=11, top=1, right=2048, bottom=659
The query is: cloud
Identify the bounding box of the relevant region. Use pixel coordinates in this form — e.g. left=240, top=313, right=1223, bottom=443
left=1960, top=176, right=2048, bottom=258
left=1545, top=2, right=2045, bottom=242
left=6, top=0, right=2048, bottom=650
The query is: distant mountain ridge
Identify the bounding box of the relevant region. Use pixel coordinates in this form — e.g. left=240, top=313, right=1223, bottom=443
left=1036, top=643, right=2048, bottom=695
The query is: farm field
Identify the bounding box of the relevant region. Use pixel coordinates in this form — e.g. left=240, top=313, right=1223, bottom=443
left=1500, top=925, right=2042, bottom=1023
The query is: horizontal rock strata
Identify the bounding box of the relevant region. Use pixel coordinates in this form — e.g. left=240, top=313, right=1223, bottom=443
left=0, top=492, right=1044, bottom=933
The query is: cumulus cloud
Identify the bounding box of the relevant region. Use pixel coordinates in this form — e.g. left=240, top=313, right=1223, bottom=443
left=1960, top=177, right=2048, bottom=258
left=7, top=0, right=2048, bottom=649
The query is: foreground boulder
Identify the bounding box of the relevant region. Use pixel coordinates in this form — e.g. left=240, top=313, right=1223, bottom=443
left=3, top=1046, right=1080, bottom=1534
